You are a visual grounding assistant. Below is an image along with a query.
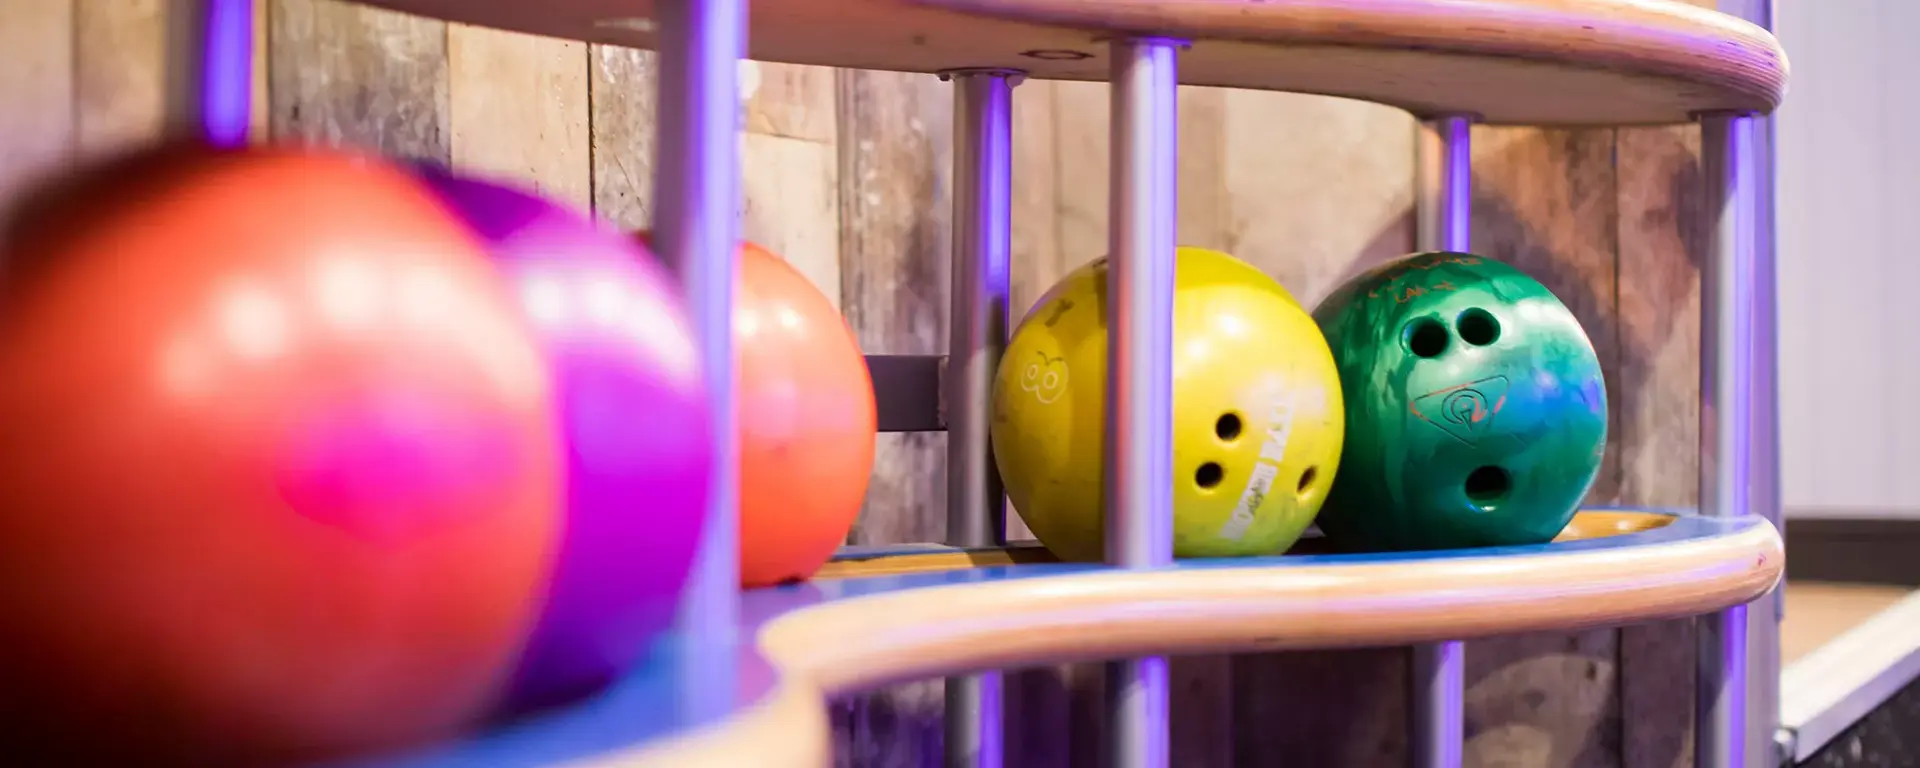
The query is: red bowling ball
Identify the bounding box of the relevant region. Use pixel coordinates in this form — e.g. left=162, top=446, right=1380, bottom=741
left=0, top=144, right=562, bottom=765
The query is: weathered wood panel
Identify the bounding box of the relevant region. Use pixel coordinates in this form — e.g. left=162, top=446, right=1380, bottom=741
left=745, top=63, right=841, bottom=309
left=252, top=0, right=270, bottom=140
left=0, top=0, right=76, bottom=208
left=586, top=43, right=655, bottom=229
left=1466, top=631, right=1622, bottom=767
left=746, top=60, right=839, bottom=144
left=74, top=0, right=165, bottom=154
left=1616, top=123, right=1706, bottom=768
left=447, top=25, right=589, bottom=209
left=269, top=0, right=448, bottom=162
left=1235, top=648, right=1411, bottom=766
left=2, top=0, right=263, bottom=208
left=1615, top=125, right=1705, bottom=512
left=588, top=55, right=841, bottom=281
left=836, top=68, right=950, bottom=545
left=1218, top=90, right=1416, bottom=302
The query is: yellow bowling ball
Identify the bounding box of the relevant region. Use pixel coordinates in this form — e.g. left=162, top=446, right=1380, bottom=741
left=991, top=247, right=1344, bottom=561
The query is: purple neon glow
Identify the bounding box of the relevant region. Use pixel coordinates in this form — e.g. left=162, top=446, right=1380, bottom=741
left=196, top=0, right=254, bottom=146
left=412, top=166, right=712, bottom=714
left=650, top=0, right=746, bottom=723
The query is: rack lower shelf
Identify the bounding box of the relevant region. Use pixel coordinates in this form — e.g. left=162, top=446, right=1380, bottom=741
left=348, top=0, right=1785, bottom=126
left=359, top=509, right=1780, bottom=768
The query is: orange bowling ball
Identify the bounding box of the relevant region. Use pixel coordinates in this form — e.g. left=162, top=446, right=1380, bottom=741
left=0, top=144, right=561, bottom=765
left=735, top=242, right=876, bottom=587
left=634, top=235, right=875, bottom=587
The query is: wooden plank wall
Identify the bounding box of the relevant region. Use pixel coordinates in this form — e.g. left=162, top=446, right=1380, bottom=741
left=0, top=1, right=1718, bottom=766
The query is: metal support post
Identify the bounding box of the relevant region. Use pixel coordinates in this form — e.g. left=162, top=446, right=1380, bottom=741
left=655, top=0, right=746, bottom=718
left=1697, top=111, right=1759, bottom=768
left=1412, top=114, right=1472, bottom=768
left=165, top=0, right=254, bottom=145
left=1416, top=116, right=1473, bottom=252
left=1749, top=106, right=1785, bottom=766
left=942, top=67, right=1020, bottom=768
left=1715, top=0, right=1784, bottom=761
left=1104, top=36, right=1181, bottom=768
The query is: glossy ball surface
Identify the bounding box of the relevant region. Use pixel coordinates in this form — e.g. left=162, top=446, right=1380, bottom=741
left=1310, top=251, right=1607, bottom=552
left=0, top=145, right=561, bottom=764
left=733, top=242, right=876, bottom=587
left=413, top=167, right=710, bottom=714
left=632, top=234, right=877, bottom=588
left=992, top=247, right=1344, bottom=562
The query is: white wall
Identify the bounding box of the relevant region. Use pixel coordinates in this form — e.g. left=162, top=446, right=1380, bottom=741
left=1777, top=1, right=1920, bottom=516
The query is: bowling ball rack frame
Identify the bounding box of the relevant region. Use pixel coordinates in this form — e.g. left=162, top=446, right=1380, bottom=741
left=163, top=1, right=1799, bottom=766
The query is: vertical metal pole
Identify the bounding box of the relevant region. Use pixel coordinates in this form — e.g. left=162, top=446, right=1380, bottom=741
left=1750, top=107, right=1786, bottom=767
left=655, top=0, right=745, bottom=717
left=943, top=68, right=1019, bottom=768
left=1105, top=36, right=1180, bottom=768
left=1697, top=111, right=1757, bottom=768
left=164, top=0, right=253, bottom=145
left=1716, top=1, right=1784, bottom=762
left=1412, top=115, right=1471, bottom=768
left=1416, top=117, right=1472, bottom=252
left=944, top=68, right=1017, bottom=570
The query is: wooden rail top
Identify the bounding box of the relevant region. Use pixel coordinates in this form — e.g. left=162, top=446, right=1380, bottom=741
left=368, top=511, right=1783, bottom=768
left=348, top=0, right=1785, bottom=126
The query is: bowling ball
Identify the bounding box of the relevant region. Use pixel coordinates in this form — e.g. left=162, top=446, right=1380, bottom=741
left=0, top=144, right=561, bottom=765
left=412, top=167, right=709, bottom=715
left=1310, top=251, right=1607, bottom=552
left=991, top=247, right=1345, bottom=562
left=633, top=234, right=876, bottom=588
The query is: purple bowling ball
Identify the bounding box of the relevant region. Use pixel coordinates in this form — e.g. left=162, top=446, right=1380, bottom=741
left=411, top=165, right=711, bottom=714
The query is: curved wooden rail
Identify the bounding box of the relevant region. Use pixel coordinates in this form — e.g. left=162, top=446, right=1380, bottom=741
left=347, top=0, right=1783, bottom=126
left=363, top=511, right=1781, bottom=768
left=755, top=513, right=1780, bottom=695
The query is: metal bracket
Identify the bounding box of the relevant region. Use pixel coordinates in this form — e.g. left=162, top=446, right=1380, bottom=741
left=936, top=68, right=1029, bottom=88
left=865, top=354, right=948, bottom=433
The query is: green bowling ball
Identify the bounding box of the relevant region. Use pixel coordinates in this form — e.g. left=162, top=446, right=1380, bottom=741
left=1310, top=251, right=1606, bottom=552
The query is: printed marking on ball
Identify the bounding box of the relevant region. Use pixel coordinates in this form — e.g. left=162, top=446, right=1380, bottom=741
left=1219, top=463, right=1278, bottom=541
left=1409, top=375, right=1510, bottom=446
left=1257, top=385, right=1327, bottom=462
left=1365, top=254, right=1483, bottom=300
left=1018, top=352, right=1069, bottom=405
left=1219, top=387, right=1319, bottom=541
left=1043, top=299, right=1074, bottom=328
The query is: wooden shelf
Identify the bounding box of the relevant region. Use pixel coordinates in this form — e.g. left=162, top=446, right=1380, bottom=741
left=360, top=510, right=1782, bottom=767
left=348, top=0, right=1785, bottom=126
